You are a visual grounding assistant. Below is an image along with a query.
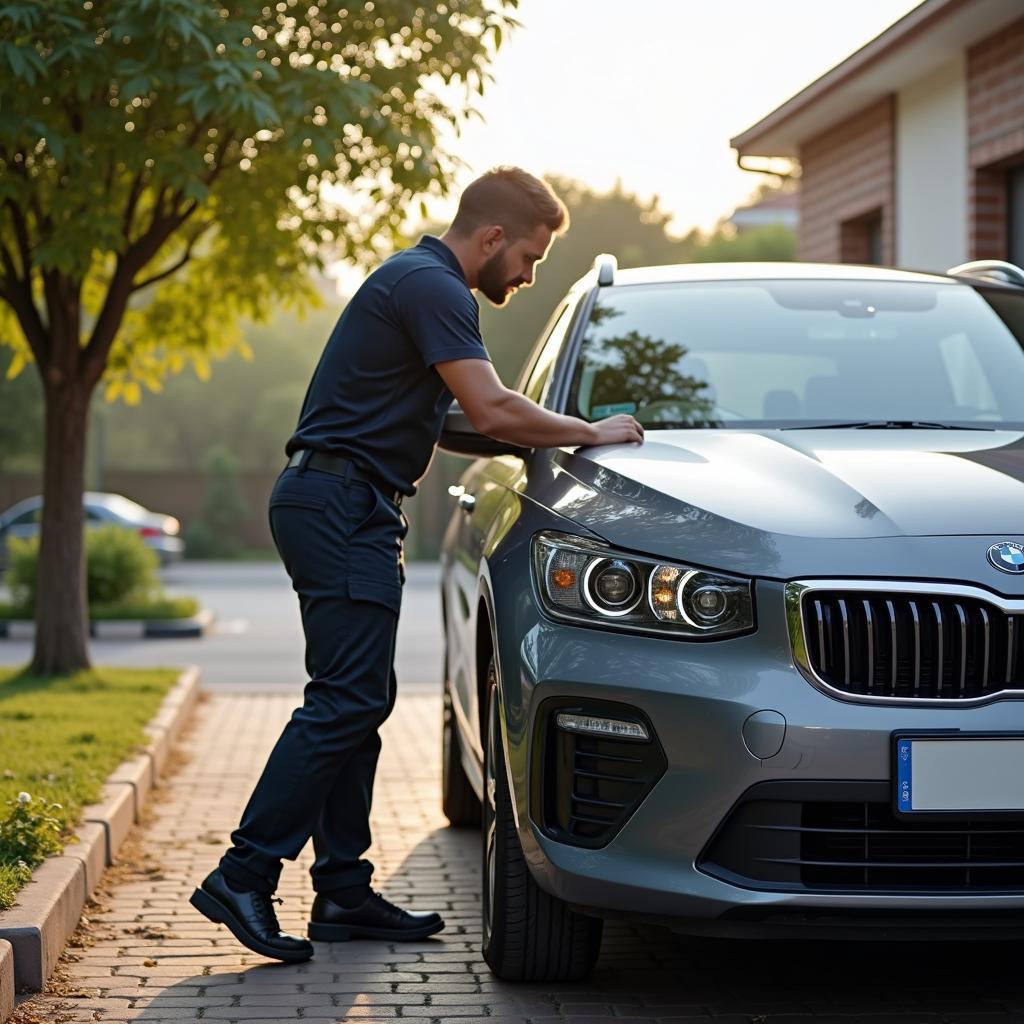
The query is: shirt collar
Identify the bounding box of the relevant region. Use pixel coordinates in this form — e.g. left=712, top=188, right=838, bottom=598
left=418, top=235, right=466, bottom=280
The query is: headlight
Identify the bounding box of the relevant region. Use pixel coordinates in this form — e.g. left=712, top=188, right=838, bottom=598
left=532, top=531, right=755, bottom=639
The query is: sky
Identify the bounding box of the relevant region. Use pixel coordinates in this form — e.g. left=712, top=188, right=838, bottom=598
left=427, top=0, right=923, bottom=235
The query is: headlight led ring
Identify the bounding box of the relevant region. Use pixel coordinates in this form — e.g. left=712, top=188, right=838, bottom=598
left=582, top=557, right=643, bottom=617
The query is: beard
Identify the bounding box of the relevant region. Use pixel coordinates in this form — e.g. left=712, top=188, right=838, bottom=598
left=478, top=246, right=524, bottom=307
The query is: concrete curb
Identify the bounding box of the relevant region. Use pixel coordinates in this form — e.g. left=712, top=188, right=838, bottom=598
left=0, top=941, right=12, bottom=1024
left=0, top=665, right=200, bottom=1002
left=0, top=609, right=215, bottom=641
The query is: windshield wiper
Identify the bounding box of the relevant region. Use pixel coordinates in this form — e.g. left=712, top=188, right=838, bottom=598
left=641, top=420, right=724, bottom=430
left=782, top=420, right=995, bottom=431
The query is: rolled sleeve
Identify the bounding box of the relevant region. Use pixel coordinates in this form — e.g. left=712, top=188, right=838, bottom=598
left=391, top=268, right=491, bottom=367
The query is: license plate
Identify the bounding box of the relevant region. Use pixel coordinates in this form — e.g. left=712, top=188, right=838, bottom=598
left=895, top=734, right=1024, bottom=814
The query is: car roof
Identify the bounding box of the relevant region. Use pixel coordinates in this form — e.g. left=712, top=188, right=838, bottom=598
left=0, top=492, right=150, bottom=523
left=571, top=261, right=963, bottom=292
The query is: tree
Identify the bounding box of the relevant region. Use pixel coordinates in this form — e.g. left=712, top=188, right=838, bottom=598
left=0, top=0, right=518, bottom=673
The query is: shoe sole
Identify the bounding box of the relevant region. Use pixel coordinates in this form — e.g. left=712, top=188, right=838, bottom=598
left=308, top=918, right=445, bottom=942
left=190, top=887, right=313, bottom=963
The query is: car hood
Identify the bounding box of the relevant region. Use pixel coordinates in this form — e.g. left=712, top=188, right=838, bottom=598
left=531, top=429, right=1024, bottom=582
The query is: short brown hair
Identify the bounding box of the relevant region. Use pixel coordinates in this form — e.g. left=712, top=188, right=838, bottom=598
left=450, top=166, right=569, bottom=241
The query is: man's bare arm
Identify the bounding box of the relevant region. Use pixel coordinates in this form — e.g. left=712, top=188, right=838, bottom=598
left=435, top=358, right=643, bottom=448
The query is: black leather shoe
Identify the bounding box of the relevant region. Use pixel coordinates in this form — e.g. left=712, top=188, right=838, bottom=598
left=190, top=869, right=314, bottom=963
left=309, top=891, right=445, bottom=942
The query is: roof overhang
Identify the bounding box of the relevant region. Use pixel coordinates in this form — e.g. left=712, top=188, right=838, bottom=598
left=731, top=0, right=1024, bottom=158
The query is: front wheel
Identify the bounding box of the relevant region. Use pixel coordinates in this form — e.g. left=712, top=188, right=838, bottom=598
left=481, top=657, right=603, bottom=981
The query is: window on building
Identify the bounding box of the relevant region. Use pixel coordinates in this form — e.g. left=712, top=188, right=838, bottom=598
left=840, top=209, right=884, bottom=265
left=1010, top=166, right=1024, bottom=267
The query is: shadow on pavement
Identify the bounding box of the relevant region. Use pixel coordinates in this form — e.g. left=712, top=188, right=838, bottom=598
left=129, top=825, right=1024, bottom=1023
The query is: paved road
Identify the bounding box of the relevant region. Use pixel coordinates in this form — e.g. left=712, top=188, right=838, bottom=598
left=0, top=561, right=444, bottom=693
left=19, top=692, right=1024, bottom=1024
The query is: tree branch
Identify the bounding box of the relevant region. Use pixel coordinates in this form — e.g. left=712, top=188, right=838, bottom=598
left=81, top=199, right=200, bottom=383
left=4, top=198, right=33, bottom=280
left=0, top=258, right=49, bottom=365
left=122, top=168, right=149, bottom=243
left=131, top=221, right=214, bottom=291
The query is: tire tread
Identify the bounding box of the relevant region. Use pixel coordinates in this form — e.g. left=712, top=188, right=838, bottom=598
left=482, top=669, right=602, bottom=982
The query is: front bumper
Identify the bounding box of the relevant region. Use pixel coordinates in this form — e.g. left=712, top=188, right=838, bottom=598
left=513, top=577, right=1024, bottom=932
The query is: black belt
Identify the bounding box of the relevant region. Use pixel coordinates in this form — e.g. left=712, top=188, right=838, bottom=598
left=286, top=450, right=403, bottom=506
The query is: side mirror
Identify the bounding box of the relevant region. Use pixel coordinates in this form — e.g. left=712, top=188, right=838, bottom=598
left=439, top=405, right=527, bottom=458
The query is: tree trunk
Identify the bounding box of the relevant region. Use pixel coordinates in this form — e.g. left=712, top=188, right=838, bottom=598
left=30, top=380, right=91, bottom=675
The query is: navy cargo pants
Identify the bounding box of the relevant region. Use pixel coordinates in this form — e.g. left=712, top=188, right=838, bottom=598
left=219, top=454, right=406, bottom=896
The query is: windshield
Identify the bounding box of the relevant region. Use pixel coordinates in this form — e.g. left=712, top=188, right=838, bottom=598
left=566, top=279, right=1024, bottom=429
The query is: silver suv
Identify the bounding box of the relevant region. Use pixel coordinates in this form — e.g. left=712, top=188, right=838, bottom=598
left=439, top=257, right=1024, bottom=981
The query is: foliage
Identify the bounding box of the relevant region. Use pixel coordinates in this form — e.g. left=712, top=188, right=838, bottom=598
left=93, top=302, right=334, bottom=472
left=0, top=666, right=177, bottom=908
left=0, top=0, right=520, bottom=395
left=184, top=444, right=250, bottom=558
left=6, top=525, right=167, bottom=610
left=87, top=524, right=159, bottom=603
left=694, top=222, right=796, bottom=263
left=581, top=318, right=715, bottom=424
left=89, top=301, right=331, bottom=472
left=0, top=792, right=62, bottom=871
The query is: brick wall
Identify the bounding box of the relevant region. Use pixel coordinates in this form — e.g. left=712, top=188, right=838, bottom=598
left=967, top=16, right=1024, bottom=259
left=798, top=97, right=896, bottom=264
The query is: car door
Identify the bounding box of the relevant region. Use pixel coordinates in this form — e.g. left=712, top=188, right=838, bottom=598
left=445, top=301, right=580, bottom=756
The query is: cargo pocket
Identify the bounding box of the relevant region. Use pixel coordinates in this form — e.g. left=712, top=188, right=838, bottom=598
left=348, top=577, right=402, bottom=615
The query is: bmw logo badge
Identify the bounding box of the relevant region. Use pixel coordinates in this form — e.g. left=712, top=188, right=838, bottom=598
left=987, top=541, right=1024, bottom=574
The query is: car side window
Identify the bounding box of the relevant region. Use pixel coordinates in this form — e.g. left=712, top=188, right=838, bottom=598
left=7, top=508, right=40, bottom=528
left=521, top=304, right=574, bottom=407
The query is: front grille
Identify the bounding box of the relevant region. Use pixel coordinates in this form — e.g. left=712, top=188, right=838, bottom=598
left=700, top=782, right=1024, bottom=894
left=533, top=699, right=665, bottom=848
left=802, top=589, right=1024, bottom=700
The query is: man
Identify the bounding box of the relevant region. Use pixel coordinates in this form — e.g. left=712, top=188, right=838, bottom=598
left=190, top=167, right=644, bottom=962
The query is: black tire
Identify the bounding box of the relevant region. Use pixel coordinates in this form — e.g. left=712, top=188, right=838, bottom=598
left=443, top=678, right=481, bottom=827
left=481, top=657, right=603, bottom=981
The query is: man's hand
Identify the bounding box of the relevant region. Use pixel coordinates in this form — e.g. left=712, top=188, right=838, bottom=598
left=435, top=358, right=644, bottom=449
left=590, top=414, right=644, bottom=446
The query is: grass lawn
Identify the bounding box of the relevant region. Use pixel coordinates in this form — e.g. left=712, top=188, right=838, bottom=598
left=0, top=596, right=199, bottom=620
left=0, top=666, right=179, bottom=910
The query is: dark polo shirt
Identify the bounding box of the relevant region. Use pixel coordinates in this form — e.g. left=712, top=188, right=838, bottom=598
left=286, top=236, right=490, bottom=496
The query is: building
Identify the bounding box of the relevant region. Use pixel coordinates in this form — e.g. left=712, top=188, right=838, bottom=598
left=728, top=190, right=800, bottom=233
left=731, top=0, right=1024, bottom=272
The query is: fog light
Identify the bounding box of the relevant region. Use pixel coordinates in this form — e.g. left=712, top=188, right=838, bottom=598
left=555, top=712, right=650, bottom=741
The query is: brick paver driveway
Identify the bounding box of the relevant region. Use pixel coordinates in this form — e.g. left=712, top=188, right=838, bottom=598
left=20, top=692, right=1024, bottom=1023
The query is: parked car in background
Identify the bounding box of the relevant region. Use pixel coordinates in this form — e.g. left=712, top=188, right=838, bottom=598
left=0, top=492, right=183, bottom=570
left=439, top=256, right=1024, bottom=981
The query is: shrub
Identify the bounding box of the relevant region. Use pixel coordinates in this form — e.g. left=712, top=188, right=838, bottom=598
left=87, top=524, right=159, bottom=604
left=5, top=535, right=36, bottom=611
left=6, top=525, right=160, bottom=612
left=0, top=793, right=63, bottom=871
left=184, top=444, right=250, bottom=559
